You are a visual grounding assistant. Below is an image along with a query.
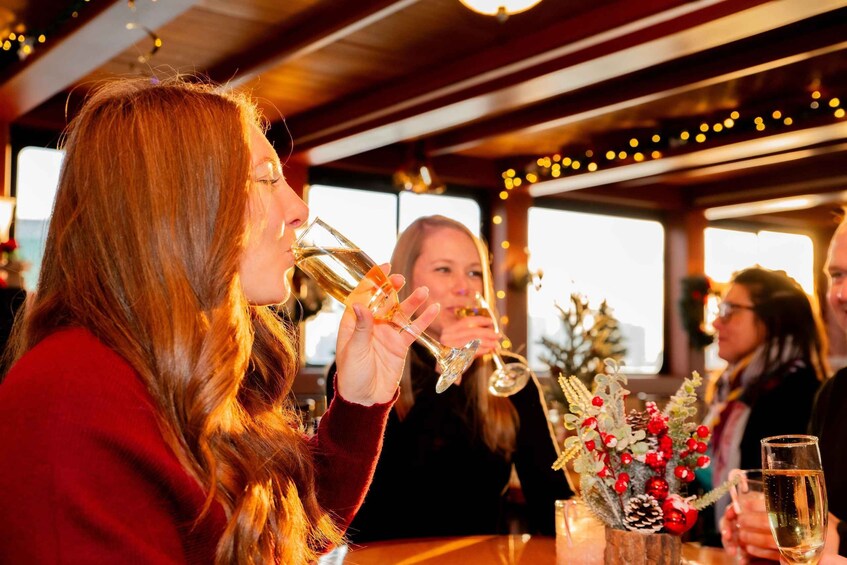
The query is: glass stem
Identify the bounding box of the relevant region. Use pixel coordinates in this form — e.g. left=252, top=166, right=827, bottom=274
left=491, top=351, right=507, bottom=372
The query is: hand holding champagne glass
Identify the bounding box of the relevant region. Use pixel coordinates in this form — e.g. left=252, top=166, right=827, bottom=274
left=293, top=218, right=479, bottom=393
left=456, top=292, right=530, bottom=396
left=762, top=434, right=828, bottom=565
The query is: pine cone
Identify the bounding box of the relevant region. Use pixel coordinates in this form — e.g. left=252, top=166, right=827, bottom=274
left=623, top=494, right=664, bottom=533
left=626, top=409, right=649, bottom=431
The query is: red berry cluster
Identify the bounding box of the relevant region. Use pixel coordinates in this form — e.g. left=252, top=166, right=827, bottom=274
left=580, top=399, right=631, bottom=494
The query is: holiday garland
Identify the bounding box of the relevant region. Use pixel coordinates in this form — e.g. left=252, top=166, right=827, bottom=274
left=678, top=275, right=715, bottom=349
left=554, top=360, right=734, bottom=536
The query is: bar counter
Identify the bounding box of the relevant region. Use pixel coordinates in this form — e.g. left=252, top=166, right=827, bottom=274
left=343, top=534, right=733, bottom=564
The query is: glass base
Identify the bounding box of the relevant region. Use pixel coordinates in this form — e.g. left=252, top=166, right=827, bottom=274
left=488, top=363, right=532, bottom=397
left=435, top=339, right=480, bottom=393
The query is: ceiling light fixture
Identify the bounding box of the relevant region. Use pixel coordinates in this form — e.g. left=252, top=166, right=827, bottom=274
left=393, top=143, right=446, bottom=195
left=458, top=0, right=543, bottom=22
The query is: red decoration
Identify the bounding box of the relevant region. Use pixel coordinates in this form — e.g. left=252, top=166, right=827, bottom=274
left=645, top=476, right=669, bottom=500
left=663, top=508, right=687, bottom=535
left=592, top=396, right=604, bottom=407
left=0, top=238, right=18, bottom=253
left=585, top=440, right=596, bottom=451
left=697, top=455, right=710, bottom=468
left=582, top=417, right=598, bottom=429
left=662, top=495, right=699, bottom=536
left=620, top=453, right=633, bottom=465
left=696, top=425, right=710, bottom=438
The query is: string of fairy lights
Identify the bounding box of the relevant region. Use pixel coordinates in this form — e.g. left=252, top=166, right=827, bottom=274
left=1, top=0, right=161, bottom=64
left=486, top=86, right=845, bottom=309
left=498, top=88, right=846, bottom=195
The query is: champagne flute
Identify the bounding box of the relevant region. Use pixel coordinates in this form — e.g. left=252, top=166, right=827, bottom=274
left=761, top=435, right=828, bottom=565
left=292, top=217, right=479, bottom=393
left=456, top=292, right=531, bottom=396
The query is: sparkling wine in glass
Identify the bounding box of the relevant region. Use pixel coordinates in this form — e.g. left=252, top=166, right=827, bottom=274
left=293, top=217, right=479, bottom=393
left=456, top=292, right=531, bottom=397
left=761, top=435, right=828, bottom=565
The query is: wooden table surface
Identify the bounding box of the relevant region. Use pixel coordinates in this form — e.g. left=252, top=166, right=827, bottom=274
left=342, top=534, right=733, bottom=564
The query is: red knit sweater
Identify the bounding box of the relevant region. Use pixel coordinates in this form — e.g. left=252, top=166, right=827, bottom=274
left=0, top=328, right=391, bottom=563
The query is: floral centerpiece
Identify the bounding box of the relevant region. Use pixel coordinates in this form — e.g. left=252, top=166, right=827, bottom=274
left=553, top=360, right=731, bottom=563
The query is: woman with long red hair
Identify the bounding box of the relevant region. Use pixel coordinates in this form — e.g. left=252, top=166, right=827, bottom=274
left=0, top=77, right=436, bottom=564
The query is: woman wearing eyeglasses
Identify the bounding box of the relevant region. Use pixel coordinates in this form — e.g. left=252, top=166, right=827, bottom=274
left=701, top=267, right=828, bottom=536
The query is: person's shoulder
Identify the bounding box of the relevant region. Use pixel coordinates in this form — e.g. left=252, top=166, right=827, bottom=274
left=832, top=366, right=847, bottom=383
left=1, top=327, right=151, bottom=418
left=820, top=366, right=847, bottom=397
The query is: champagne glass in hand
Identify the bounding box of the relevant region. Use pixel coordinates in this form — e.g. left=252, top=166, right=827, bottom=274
left=293, top=218, right=479, bottom=393
left=761, top=435, right=828, bottom=565
left=456, top=292, right=531, bottom=397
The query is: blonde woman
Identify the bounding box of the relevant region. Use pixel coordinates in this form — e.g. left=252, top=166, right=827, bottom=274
left=0, top=78, right=436, bottom=564
left=328, top=215, right=572, bottom=541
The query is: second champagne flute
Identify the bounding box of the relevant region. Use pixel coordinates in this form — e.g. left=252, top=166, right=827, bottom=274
left=292, top=217, right=479, bottom=393
left=456, top=291, right=531, bottom=396
left=761, top=434, right=828, bottom=565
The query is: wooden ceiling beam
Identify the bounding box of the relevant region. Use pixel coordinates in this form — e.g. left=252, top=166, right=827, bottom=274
left=0, top=0, right=199, bottom=122
left=316, top=146, right=501, bottom=189
left=428, top=20, right=847, bottom=156
left=285, top=0, right=693, bottom=147
left=292, top=0, right=847, bottom=165
left=209, top=0, right=422, bottom=87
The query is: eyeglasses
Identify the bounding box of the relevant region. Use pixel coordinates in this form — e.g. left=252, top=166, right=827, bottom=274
left=716, top=301, right=756, bottom=320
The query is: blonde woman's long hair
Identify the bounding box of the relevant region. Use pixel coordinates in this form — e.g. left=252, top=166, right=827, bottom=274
left=5, top=78, right=341, bottom=563
left=391, top=215, right=519, bottom=455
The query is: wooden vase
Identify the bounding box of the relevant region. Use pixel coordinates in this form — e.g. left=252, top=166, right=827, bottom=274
left=603, top=527, right=681, bottom=565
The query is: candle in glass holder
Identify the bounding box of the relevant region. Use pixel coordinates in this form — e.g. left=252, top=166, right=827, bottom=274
left=555, top=499, right=605, bottom=565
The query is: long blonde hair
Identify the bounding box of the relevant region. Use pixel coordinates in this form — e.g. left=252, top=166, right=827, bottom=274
left=5, top=78, right=340, bottom=563
left=391, top=215, right=518, bottom=455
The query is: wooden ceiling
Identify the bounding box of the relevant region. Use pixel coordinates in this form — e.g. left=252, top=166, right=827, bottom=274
left=2, top=0, right=846, bottom=228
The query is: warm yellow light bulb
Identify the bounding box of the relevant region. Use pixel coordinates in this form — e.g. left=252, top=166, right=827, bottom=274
left=492, top=215, right=502, bottom=225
